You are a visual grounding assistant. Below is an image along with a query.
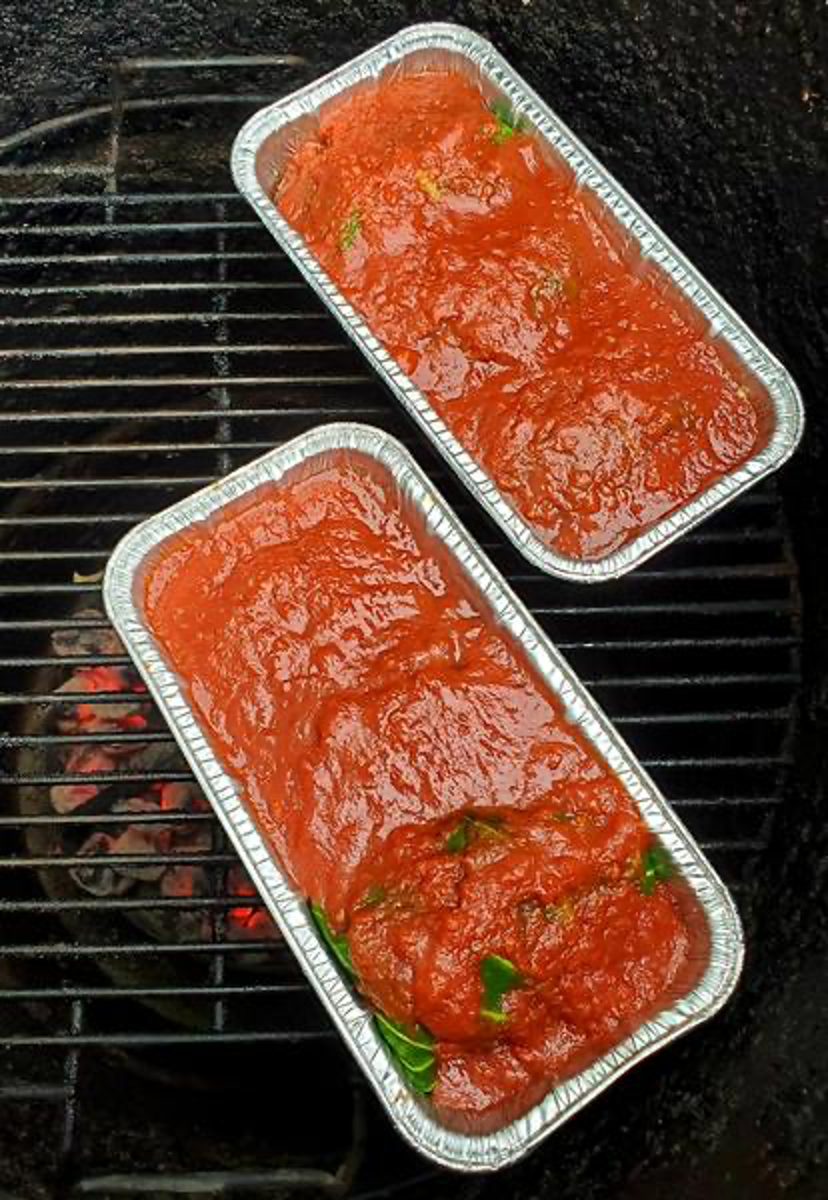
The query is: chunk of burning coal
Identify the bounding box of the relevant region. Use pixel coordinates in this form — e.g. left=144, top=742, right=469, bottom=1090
left=73, top=830, right=167, bottom=895
left=52, top=609, right=123, bottom=658
left=227, top=865, right=277, bottom=940
left=52, top=746, right=118, bottom=814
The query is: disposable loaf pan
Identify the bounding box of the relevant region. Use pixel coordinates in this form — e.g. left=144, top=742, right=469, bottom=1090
left=104, top=422, right=744, bottom=1171
left=230, top=21, right=804, bottom=582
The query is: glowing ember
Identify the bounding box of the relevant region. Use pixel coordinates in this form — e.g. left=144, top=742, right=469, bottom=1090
left=51, top=607, right=279, bottom=943
left=227, top=867, right=276, bottom=938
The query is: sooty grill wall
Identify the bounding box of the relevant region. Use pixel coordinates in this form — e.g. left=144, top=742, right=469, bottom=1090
left=0, top=2, right=826, bottom=1199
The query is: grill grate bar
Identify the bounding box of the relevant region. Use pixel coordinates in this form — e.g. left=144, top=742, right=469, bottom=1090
left=0, top=579, right=794, bottom=599
left=0, top=478, right=217, bottom=493
left=0, top=674, right=798, bottom=706
left=0, top=484, right=217, bottom=500
left=0, top=795, right=784, bottom=827
left=64, top=1169, right=354, bottom=1197
left=0, top=770, right=203, bottom=785
left=0, top=552, right=792, bottom=579
left=2, top=436, right=373, bottom=458
left=0, top=342, right=345, bottom=359
left=0, top=835, right=777, bottom=863
left=0, top=514, right=146, bottom=525
left=0, top=755, right=792, bottom=789
left=0, top=654, right=133, bottom=665
left=0, top=222, right=259, bottom=235
left=0, top=510, right=788, bottom=552
left=508, top=563, right=793, bottom=582
left=2, top=312, right=329, bottom=327
left=0, top=625, right=799, bottom=649
left=0, top=549, right=113, bottom=560
left=2, top=940, right=293, bottom=957
left=0, top=897, right=270, bottom=913
left=0, top=852, right=241, bottom=868
left=0, top=984, right=305, bottom=1001
left=532, top=599, right=796, bottom=616
left=616, top=708, right=789, bottom=724
left=3, top=252, right=285, bottom=265
left=668, top=794, right=784, bottom=807
left=1, top=600, right=794, bottom=621
left=0, top=611, right=797, bottom=662
left=0, top=192, right=242, bottom=205
left=0, top=1084, right=69, bottom=1101
left=0, top=408, right=385, bottom=425
left=7, top=731, right=176, bottom=746
left=0, top=810, right=215, bottom=825
left=1, top=708, right=792, bottom=750
left=0, top=1032, right=336, bottom=1047
left=0, top=836, right=765, bottom=915
left=589, top=672, right=798, bottom=687
left=0, top=374, right=371, bottom=390
left=0, top=281, right=304, bottom=296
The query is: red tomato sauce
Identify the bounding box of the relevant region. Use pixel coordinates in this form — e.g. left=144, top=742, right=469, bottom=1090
left=276, top=71, right=765, bottom=560
left=143, top=455, right=698, bottom=1130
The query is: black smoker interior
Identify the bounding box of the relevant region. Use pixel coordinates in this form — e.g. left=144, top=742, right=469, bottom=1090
left=0, top=3, right=826, bottom=1198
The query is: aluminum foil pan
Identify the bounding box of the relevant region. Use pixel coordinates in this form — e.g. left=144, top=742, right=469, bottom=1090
left=104, top=422, right=743, bottom=1172
left=230, top=21, right=804, bottom=583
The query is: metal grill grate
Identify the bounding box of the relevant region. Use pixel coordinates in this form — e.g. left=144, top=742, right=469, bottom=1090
left=0, top=58, right=802, bottom=1197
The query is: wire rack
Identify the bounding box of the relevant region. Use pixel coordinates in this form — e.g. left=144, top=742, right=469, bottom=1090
left=0, top=56, right=802, bottom=1197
